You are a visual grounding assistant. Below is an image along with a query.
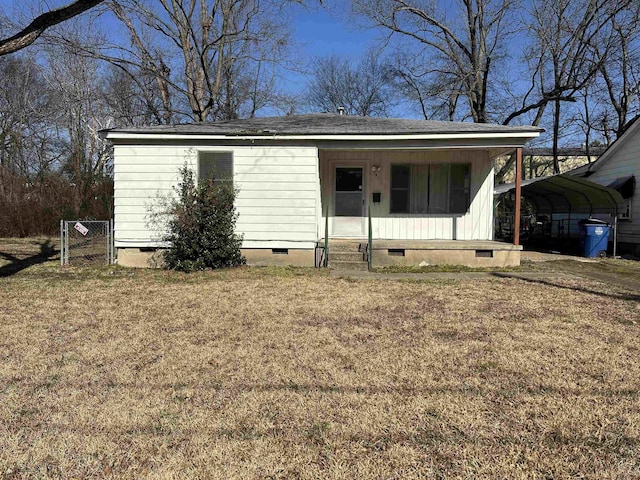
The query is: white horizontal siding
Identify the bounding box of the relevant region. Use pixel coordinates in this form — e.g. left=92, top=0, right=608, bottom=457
left=242, top=240, right=317, bottom=249
left=235, top=198, right=316, bottom=208
left=237, top=213, right=316, bottom=221
left=114, top=172, right=318, bottom=183
left=236, top=190, right=316, bottom=199
left=236, top=223, right=317, bottom=233
left=588, top=128, right=640, bottom=244
left=113, top=144, right=320, bottom=248
left=113, top=196, right=316, bottom=208
left=319, top=149, right=494, bottom=240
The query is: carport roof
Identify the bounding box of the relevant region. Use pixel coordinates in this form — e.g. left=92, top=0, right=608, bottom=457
left=495, top=173, right=626, bottom=215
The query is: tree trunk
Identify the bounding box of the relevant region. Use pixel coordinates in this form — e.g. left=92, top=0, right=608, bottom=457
left=553, top=98, right=561, bottom=174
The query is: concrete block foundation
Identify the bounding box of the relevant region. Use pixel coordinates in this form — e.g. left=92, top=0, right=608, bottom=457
left=372, top=248, right=521, bottom=268
left=116, top=248, right=315, bottom=268
left=117, top=248, right=165, bottom=268
left=116, top=241, right=521, bottom=269
left=241, top=249, right=315, bottom=266
left=367, top=240, right=522, bottom=268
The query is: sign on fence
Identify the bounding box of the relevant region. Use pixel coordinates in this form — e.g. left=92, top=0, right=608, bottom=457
left=61, top=220, right=114, bottom=266
left=74, top=222, right=89, bottom=236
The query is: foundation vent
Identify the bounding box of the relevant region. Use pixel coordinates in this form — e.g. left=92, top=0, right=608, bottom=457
left=475, top=250, right=494, bottom=258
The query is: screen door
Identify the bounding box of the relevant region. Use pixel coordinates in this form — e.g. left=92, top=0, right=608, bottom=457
left=333, top=167, right=365, bottom=236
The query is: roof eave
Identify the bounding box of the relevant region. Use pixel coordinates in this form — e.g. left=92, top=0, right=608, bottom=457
left=102, top=131, right=542, bottom=142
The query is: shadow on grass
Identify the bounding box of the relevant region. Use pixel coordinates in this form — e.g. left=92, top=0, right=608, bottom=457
left=490, top=272, right=640, bottom=302
left=0, top=239, right=57, bottom=278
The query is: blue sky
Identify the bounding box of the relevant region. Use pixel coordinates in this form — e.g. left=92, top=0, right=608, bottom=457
left=293, top=6, right=376, bottom=59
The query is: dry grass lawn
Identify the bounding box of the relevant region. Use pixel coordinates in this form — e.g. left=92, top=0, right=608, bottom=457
left=1, top=239, right=640, bottom=478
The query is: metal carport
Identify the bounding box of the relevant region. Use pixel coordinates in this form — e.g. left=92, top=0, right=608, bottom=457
left=495, top=173, right=626, bottom=254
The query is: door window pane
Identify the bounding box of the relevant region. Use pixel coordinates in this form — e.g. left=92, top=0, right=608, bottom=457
left=335, top=167, right=363, bottom=216
left=336, top=168, right=362, bottom=192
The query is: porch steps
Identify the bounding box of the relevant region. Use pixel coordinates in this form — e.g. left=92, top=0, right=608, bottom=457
left=330, top=251, right=364, bottom=262
left=327, top=242, right=369, bottom=271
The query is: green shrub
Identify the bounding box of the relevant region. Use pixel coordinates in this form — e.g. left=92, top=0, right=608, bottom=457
left=162, top=164, right=245, bottom=272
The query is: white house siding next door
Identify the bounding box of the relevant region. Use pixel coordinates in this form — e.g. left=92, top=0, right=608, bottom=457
left=333, top=166, right=365, bottom=236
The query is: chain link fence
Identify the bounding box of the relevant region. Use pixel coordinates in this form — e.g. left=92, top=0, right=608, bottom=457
left=60, top=220, right=114, bottom=266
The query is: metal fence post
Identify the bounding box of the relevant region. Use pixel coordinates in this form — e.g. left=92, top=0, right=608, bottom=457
left=65, top=222, right=69, bottom=265
left=105, top=222, right=109, bottom=264
left=111, top=218, right=115, bottom=264
left=60, top=220, right=64, bottom=266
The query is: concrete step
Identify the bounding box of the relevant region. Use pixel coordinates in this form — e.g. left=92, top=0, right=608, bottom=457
left=330, top=251, right=364, bottom=262
left=319, top=241, right=363, bottom=252
left=329, top=260, right=369, bottom=271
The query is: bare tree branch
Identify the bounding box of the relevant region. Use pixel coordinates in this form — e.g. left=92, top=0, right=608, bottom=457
left=0, top=0, right=104, bottom=55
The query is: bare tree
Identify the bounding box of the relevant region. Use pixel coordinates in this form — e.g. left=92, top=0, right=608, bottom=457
left=42, top=32, right=113, bottom=190
left=59, top=0, right=298, bottom=123
left=385, top=48, right=460, bottom=120
left=521, top=0, right=633, bottom=173
left=593, top=4, right=640, bottom=140
left=0, top=55, right=60, bottom=177
left=351, top=0, right=516, bottom=122
left=0, top=0, right=103, bottom=55
left=307, top=49, right=392, bottom=116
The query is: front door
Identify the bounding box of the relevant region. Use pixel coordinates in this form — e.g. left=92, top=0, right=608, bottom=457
left=333, top=166, right=365, bottom=236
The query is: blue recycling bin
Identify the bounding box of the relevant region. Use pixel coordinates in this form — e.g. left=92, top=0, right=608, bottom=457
left=579, top=219, right=610, bottom=258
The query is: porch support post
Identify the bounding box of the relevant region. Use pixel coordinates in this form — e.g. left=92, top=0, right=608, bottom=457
left=514, top=147, right=523, bottom=246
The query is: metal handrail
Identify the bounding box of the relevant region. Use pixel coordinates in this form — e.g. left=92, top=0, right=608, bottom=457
left=323, top=206, right=329, bottom=267
left=367, top=205, right=372, bottom=271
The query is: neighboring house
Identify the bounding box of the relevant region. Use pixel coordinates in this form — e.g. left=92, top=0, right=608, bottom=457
left=569, top=118, right=639, bottom=256
left=495, top=146, right=607, bottom=184
left=101, top=114, right=541, bottom=268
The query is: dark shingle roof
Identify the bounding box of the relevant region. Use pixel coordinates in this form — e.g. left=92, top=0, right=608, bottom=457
left=103, top=113, right=542, bottom=137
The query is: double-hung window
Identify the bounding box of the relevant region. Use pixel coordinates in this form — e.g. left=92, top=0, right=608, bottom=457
left=390, top=163, right=470, bottom=214
left=198, top=151, right=233, bottom=185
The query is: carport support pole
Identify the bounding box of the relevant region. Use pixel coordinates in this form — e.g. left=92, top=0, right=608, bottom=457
left=514, top=147, right=523, bottom=246
left=613, top=216, right=618, bottom=258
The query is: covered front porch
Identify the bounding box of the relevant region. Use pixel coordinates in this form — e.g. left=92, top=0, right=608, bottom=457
left=315, top=147, right=523, bottom=268
left=318, top=147, right=509, bottom=241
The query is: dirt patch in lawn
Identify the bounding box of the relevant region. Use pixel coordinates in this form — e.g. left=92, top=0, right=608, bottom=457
left=1, top=239, right=640, bottom=479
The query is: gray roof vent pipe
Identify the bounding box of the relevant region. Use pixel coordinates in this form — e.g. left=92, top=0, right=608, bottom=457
left=337, top=106, right=345, bottom=115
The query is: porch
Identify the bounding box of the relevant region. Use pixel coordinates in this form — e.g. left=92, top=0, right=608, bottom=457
left=316, top=238, right=522, bottom=269
left=318, top=148, right=504, bottom=242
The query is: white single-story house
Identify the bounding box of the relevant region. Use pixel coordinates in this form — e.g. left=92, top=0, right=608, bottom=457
left=569, top=117, right=639, bottom=256
left=100, top=114, right=542, bottom=268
